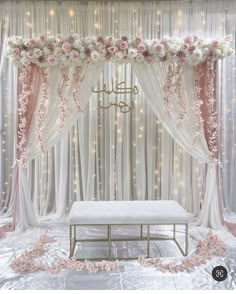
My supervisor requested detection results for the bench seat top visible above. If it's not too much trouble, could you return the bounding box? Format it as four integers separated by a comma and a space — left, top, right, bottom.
68, 200, 188, 225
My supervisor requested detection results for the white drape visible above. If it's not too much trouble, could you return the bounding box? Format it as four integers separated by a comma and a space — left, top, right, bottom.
133, 62, 223, 229
17, 62, 104, 227
26, 63, 104, 160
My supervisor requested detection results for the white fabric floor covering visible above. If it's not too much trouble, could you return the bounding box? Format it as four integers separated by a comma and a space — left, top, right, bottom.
0, 218, 235, 290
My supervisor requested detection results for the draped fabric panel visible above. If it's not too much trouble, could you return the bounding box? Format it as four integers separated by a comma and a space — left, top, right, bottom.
133, 62, 223, 229
25, 62, 205, 220
0, 0, 235, 229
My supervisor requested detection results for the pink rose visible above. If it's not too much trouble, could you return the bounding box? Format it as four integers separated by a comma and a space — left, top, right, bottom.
28, 39, 36, 47
27, 51, 34, 59
211, 40, 219, 48
97, 36, 104, 43
98, 49, 106, 56
12, 47, 21, 57
119, 41, 128, 50
96, 42, 103, 50
47, 42, 54, 50
47, 55, 57, 65
39, 35, 46, 43
38, 56, 45, 63
106, 36, 114, 43
188, 45, 196, 52
67, 35, 74, 43
121, 36, 128, 42
155, 43, 164, 52
108, 46, 117, 54
56, 34, 64, 42
53, 47, 62, 57
85, 48, 91, 56
137, 43, 146, 53
70, 50, 79, 61
33, 48, 42, 58
145, 55, 154, 64
62, 42, 71, 53
105, 52, 111, 60
135, 37, 142, 45
184, 35, 193, 44
207, 50, 214, 57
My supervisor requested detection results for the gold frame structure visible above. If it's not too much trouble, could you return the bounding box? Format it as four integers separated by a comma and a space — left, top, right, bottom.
69, 223, 188, 260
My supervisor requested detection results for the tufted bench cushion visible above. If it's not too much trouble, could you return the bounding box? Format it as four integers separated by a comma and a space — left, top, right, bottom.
68, 200, 188, 225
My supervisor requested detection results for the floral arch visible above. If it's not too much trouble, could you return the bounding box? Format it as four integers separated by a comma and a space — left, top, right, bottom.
2, 33, 234, 234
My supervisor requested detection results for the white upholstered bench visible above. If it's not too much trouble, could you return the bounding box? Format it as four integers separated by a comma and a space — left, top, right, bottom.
69, 200, 188, 260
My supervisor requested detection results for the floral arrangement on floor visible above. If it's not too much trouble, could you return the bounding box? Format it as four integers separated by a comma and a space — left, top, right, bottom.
5, 34, 234, 67
10, 231, 225, 274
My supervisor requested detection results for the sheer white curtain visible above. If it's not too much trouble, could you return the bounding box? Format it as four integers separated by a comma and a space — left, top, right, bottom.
0, 0, 235, 227
133, 62, 223, 228
18, 62, 104, 227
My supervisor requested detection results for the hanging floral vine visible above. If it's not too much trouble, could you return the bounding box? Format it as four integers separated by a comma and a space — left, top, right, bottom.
17, 64, 32, 167
175, 62, 187, 127
192, 64, 204, 145
57, 64, 69, 132
163, 64, 175, 116
72, 65, 85, 111
36, 67, 49, 152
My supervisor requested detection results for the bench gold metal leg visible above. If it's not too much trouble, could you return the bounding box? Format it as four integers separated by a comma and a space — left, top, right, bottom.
140, 225, 143, 239
185, 223, 188, 256
69, 225, 72, 258
108, 225, 112, 258
147, 225, 150, 257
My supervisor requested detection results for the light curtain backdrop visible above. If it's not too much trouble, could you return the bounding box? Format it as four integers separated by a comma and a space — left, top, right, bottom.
0, 0, 235, 220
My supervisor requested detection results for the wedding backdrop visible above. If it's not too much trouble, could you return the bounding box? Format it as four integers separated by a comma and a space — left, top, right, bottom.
0, 0, 236, 290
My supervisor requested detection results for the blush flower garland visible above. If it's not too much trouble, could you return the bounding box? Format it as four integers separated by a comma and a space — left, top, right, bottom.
5, 34, 234, 67
205, 60, 218, 164
36, 67, 49, 152
192, 64, 204, 145
72, 65, 85, 111
17, 64, 32, 167
138, 231, 226, 273
57, 64, 69, 133
10, 231, 225, 274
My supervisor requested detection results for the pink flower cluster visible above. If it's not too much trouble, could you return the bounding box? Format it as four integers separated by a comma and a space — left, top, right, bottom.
56, 64, 70, 133
10, 234, 119, 274
10, 231, 225, 275
192, 64, 204, 145
17, 64, 32, 167
72, 65, 84, 111
5, 34, 234, 67
36, 67, 49, 152
138, 231, 226, 273
205, 60, 218, 162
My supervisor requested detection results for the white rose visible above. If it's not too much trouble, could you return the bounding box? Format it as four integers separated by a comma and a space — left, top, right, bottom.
128, 48, 138, 59
91, 51, 100, 62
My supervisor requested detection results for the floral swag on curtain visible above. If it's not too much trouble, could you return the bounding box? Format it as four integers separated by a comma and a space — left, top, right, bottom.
3, 33, 234, 234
